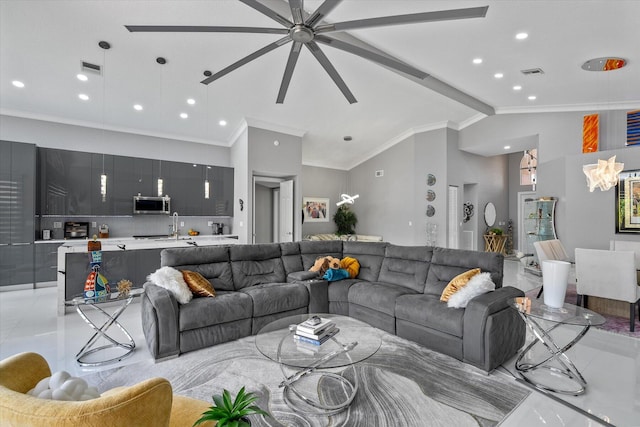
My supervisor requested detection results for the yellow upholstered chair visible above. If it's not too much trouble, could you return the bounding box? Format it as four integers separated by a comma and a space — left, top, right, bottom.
0, 352, 214, 427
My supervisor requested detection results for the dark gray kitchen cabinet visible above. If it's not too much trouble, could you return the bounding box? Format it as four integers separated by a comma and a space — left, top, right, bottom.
0, 141, 36, 287
39, 148, 91, 215
35, 242, 60, 283
163, 161, 202, 215
205, 167, 234, 216
113, 156, 153, 214
91, 153, 115, 216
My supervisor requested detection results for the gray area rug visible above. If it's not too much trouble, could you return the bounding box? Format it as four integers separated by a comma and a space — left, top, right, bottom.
84, 333, 529, 427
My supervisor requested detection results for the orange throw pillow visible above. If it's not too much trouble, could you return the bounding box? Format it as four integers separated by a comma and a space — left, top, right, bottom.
440, 268, 481, 302
181, 270, 216, 298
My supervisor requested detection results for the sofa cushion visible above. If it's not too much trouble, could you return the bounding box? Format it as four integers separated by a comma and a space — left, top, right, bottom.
299, 240, 343, 270
181, 270, 216, 298
395, 294, 465, 337
378, 244, 432, 293
161, 246, 234, 291
343, 241, 387, 282
424, 247, 504, 297
179, 291, 252, 331
348, 281, 418, 317
230, 244, 285, 290
280, 242, 303, 275
240, 282, 309, 317
447, 272, 495, 308
440, 268, 481, 302
328, 278, 361, 303
147, 267, 192, 304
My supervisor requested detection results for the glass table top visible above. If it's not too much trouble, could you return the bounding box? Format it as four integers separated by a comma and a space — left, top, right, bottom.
255, 314, 382, 369
509, 297, 605, 326
65, 288, 144, 306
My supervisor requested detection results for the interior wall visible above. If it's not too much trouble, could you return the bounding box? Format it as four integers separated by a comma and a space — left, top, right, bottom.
0, 115, 230, 166
231, 128, 249, 243
301, 165, 348, 236
246, 126, 302, 241
447, 129, 509, 251
461, 109, 640, 259
253, 184, 273, 243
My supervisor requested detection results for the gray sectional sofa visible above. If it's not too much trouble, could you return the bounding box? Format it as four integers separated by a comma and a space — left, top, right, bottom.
141, 240, 525, 372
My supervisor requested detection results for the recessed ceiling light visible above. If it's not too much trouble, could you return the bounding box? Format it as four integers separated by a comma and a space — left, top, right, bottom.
528, 95, 537, 101
513, 85, 522, 91
180, 113, 188, 119
133, 104, 143, 111
219, 120, 227, 126
504, 145, 511, 150
78, 94, 89, 101
187, 98, 196, 105
494, 73, 504, 79
12, 80, 25, 88
472, 58, 483, 65
516, 32, 528, 40
77, 74, 88, 82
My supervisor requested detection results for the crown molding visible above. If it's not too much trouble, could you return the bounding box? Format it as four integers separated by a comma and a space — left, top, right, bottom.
244, 117, 307, 137
496, 101, 640, 115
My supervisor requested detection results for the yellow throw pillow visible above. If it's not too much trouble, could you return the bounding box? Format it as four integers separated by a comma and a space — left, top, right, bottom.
440, 268, 481, 302
341, 257, 360, 278
181, 270, 216, 298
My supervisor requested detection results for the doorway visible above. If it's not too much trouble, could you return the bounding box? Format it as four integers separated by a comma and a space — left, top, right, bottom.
253, 176, 294, 243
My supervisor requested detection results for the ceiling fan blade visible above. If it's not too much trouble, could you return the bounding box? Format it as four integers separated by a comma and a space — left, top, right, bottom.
315, 6, 488, 34
289, 0, 304, 25
315, 35, 427, 79
201, 36, 291, 85
306, 0, 342, 27
239, 0, 292, 28
125, 25, 289, 35
305, 41, 356, 104
276, 42, 303, 103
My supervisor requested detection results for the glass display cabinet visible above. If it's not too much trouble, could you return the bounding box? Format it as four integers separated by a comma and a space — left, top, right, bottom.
523, 197, 557, 275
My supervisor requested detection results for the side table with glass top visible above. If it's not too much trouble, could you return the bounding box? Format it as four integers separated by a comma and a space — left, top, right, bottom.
509, 297, 605, 395
255, 313, 382, 415
65, 288, 144, 367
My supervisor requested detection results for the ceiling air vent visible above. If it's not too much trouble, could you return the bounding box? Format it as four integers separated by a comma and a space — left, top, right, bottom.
521, 68, 544, 76
81, 61, 102, 75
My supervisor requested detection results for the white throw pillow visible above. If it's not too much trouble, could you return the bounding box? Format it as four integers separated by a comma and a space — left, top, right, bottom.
28, 371, 100, 401
147, 266, 193, 304
447, 272, 495, 308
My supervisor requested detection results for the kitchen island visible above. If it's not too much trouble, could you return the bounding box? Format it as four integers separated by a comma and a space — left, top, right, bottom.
57, 235, 238, 315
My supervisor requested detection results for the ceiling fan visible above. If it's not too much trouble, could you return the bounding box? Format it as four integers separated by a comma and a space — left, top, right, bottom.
126, 0, 488, 104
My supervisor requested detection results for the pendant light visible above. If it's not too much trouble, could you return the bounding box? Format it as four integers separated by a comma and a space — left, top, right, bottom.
157, 57, 167, 197
204, 166, 211, 199
99, 41, 110, 201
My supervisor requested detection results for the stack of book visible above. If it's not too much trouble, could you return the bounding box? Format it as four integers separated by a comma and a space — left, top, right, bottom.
293, 317, 339, 346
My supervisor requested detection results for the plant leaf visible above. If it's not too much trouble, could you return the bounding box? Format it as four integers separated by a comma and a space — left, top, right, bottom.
222, 389, 234, 411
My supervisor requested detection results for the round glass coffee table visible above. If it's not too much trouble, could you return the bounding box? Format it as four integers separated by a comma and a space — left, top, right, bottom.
255, 314, 381, 415
509, 298, 605, 395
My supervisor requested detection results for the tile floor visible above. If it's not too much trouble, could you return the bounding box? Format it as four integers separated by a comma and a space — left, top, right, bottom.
1, 260, 638, 426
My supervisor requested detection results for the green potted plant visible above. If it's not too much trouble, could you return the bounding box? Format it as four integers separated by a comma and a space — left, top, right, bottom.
193, 387, 269, 427
333, 205, 357, 235
489, 227, 503, 235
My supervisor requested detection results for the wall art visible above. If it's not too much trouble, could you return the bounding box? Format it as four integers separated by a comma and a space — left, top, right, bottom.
303, 197, 329, 222
615, 169, 640, 233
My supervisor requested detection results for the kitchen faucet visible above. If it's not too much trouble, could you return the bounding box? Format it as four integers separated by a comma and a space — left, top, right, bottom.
171, 212, 179, 239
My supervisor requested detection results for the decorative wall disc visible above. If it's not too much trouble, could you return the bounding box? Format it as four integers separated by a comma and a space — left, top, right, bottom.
427, 174, 436, 186
426, 190, 436, 201
426, 205, 435, 217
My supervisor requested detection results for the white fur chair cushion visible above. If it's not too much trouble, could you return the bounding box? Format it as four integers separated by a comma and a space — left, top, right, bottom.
447, 272, 495, 308
147, 266, 193, 304
28, 371, 100, 401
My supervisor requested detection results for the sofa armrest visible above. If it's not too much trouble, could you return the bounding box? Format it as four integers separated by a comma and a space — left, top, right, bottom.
141, 283, 180, 361
462, 286, 525, 372
288, 271, 320, 282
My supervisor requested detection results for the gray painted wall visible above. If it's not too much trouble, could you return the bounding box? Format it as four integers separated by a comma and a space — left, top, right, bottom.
301, 165, 348, 236
231, 128, 249, 243
461, 110, 640, 259
0, 115, 230, 166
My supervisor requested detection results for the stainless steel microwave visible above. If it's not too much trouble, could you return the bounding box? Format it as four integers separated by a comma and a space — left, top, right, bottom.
133, 195, 171, 215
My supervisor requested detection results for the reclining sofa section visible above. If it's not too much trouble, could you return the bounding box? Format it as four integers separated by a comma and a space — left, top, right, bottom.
141, 241, 525, 372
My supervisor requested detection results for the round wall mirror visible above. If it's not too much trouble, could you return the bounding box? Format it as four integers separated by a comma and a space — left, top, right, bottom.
484, 202, 496, 227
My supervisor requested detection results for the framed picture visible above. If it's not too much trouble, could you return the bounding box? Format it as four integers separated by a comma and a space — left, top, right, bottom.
615, 169, 640, 233
303, 197, 330, 222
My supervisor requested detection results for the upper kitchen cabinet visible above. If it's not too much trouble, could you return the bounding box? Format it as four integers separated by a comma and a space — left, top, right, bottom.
38, 148, 91, 215
114, 156, 153, 214
162, 161, 203, 215
90, 153, 115, 216
211, 167, 234, 216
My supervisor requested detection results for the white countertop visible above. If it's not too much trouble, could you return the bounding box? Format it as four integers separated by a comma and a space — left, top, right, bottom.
55, 235, 238, 252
